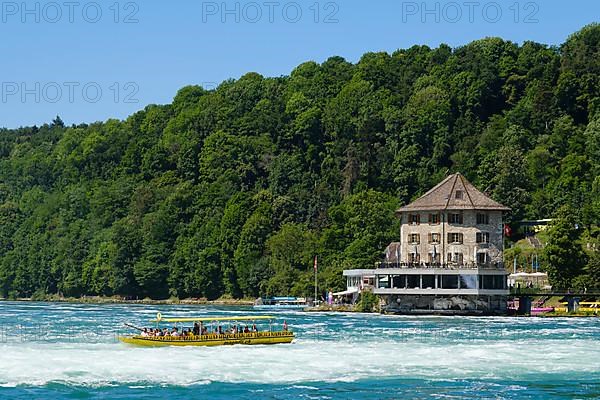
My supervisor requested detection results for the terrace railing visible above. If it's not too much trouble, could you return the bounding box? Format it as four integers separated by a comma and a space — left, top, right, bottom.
376, 261, 505, 270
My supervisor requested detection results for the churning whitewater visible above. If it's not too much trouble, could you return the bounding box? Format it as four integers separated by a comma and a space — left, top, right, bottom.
1, 302, 599, 399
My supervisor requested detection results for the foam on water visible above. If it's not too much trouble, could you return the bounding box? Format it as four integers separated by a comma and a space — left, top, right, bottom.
0, 302, 599, 390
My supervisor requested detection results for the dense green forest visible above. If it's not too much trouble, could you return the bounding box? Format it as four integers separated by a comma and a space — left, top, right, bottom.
1, 25, 599, 299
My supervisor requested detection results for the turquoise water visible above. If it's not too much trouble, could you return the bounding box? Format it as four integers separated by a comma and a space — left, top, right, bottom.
0, 302, 599, 399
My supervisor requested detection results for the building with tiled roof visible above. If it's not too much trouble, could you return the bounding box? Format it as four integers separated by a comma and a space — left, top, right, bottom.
343, 173, 511, 314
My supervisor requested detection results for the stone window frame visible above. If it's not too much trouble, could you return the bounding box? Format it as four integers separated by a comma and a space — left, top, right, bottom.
448, 212, 463, 224
476, 252, 488, 264
476, 213, 490, 225
447, 232, 464, 244
428, 232, 441, 244
476, 232, 490, 244
408, 213, 421, 225
428, 213, 440, 225
408, 233, 421, 244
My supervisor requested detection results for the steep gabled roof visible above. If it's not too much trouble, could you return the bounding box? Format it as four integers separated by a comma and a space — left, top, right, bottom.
396, 173, 510, 213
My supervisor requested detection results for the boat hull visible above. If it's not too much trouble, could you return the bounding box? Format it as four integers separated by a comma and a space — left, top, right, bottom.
118, 332, 294, 347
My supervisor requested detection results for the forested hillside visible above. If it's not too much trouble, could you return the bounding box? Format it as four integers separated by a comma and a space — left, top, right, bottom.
1, 25, 599, 299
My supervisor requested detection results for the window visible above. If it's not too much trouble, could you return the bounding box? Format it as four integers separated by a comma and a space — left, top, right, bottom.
454, 253, 464, 264
448, 213, 463, 224
441, 275, 459, 289
377, 275, 390, 289
428, 253, 440, 263
447, 253, 463, 265
428, 233, 441, 244
408, 253, 420, 263
480, 275, 506, 290
422, 275, 435, 289
459, 275, 477, 289
408, 234, 420, 244
455, 190, 463, 200
428, 213, 440, 224
447, 232, 463, 244
476, 232, 490, 243
477, 252, 488, 264
408, 214, 420, 225
392, 275, 406, 289
447, 252, 463, 264
476, 213, 489, 225
407, 275, 420, 288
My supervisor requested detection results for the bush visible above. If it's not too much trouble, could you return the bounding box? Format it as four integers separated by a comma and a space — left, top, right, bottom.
356, 290, 378, 313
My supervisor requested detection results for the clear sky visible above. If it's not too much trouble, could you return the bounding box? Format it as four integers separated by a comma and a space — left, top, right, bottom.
0, 0, 598, 128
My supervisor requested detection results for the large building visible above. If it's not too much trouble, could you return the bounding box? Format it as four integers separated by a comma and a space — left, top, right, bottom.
343, 173, 511, 314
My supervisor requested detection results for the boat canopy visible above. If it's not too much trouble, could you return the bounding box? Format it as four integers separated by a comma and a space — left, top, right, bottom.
150, 315, 276, 323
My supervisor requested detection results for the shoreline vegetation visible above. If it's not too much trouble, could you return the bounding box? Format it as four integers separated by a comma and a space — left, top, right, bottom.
0, 25, 599, 304
0, 295, 255, 306
2, 296, 596, 317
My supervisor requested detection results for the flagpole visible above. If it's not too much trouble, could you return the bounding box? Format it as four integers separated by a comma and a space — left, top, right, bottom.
314, 255, 318, 305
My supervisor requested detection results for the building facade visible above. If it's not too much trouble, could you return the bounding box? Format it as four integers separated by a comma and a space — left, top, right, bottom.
343, 173, 511, 314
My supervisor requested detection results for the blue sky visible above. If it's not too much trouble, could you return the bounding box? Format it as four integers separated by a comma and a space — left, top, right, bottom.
0, 0, 597, 128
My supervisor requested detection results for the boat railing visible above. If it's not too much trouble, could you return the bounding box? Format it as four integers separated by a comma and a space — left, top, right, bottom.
136, 330, 293, 341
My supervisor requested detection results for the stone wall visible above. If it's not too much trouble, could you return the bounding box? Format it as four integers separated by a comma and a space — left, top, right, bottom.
382, 294, 508, 314
399, 210, 504, 266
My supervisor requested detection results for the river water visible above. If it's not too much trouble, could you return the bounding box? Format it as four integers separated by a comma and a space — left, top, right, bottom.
0, 301, 598, 399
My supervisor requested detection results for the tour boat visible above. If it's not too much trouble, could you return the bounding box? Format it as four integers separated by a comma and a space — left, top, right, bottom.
253, 297, 308, 310
119, 314, 294, 347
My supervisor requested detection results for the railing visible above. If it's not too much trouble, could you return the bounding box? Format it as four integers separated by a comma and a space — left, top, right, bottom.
134, 331, 293, 342
376, 262, 505, 270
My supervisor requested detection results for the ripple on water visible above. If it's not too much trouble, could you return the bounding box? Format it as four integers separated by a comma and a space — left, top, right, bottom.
0, 301, 599, 399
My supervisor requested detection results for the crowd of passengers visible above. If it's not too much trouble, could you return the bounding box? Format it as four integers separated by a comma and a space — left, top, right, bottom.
139, 323, 260, 338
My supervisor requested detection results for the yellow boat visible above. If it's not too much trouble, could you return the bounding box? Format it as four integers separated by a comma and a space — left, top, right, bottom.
118, 314, 294, 347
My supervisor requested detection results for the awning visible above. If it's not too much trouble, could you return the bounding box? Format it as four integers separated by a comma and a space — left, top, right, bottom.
333, 287, 359, 296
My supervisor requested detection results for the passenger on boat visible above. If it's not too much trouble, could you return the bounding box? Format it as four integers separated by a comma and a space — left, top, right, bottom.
193, 323, 200, 336
162, 328, 170, 336
244, 326, 250, 333
283, 321, 288, 331
141, 328, 149, 337
171, 327, 180, 337
252, 324, 258, 332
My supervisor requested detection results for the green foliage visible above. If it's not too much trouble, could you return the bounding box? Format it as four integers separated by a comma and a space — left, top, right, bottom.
0, 25, 599, 298
356, 289, 378, 313
543, 207, 587, 290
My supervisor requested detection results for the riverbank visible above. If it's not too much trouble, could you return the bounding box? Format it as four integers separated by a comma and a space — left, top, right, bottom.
0, 295, 255, 306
